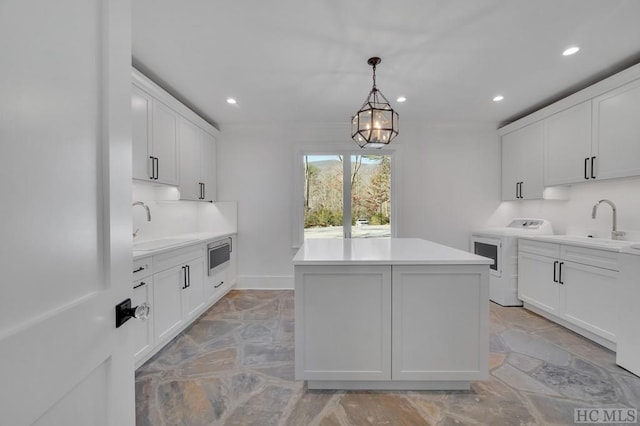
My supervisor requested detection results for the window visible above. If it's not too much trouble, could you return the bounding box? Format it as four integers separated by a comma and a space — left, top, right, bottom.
299, 151, 394, 241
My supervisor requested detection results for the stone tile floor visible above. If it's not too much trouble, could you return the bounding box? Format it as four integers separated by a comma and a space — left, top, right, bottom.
136, 290, 640, 425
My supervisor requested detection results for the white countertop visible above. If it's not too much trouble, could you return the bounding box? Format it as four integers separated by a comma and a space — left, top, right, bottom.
620, 244, 640, 256
519, 234, 638, 252
293, 238, 493, 266
133, 231, 235, 260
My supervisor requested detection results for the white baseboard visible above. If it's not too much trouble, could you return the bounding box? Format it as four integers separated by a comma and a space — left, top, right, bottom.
236, 275, 294, 289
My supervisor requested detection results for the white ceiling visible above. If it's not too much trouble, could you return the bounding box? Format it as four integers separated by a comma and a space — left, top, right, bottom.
132, 0, 640, 129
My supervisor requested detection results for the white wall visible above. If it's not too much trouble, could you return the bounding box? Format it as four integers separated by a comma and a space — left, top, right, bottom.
510, 176, 640, 240
217, 122, 504, 289
132, 182, 237, 241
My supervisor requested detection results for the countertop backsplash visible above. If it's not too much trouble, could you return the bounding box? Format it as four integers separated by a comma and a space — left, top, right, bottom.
132, 181, 237, 242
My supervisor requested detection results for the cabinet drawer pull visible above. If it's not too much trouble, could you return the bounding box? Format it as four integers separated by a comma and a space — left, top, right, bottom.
553, 261, 558, 283
214, 281, 224, 289
149, 156, 155, 180
558, 262, 564, 284
133, 266, 145, 274
591, 156, 596, 179
181, 266, 188, 289
584, 157, 589, 180
133, 281, 147, 289
186, 264, 191, 288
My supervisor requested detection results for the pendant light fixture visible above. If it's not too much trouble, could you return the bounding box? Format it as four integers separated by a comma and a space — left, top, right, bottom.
351, 57, 399, 148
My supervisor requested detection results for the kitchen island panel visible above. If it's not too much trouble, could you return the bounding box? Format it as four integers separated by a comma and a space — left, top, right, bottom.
392, 265, 489, 381
294, 265, 392, 381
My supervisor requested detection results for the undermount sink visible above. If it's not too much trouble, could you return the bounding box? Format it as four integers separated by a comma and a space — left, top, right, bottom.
133, 238, 199, 251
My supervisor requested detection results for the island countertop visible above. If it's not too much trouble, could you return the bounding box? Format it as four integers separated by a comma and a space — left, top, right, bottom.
293, 238, 493, 266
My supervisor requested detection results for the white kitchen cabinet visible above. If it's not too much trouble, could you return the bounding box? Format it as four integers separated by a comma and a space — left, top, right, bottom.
182, 256, 206, 319
517, 251, 560, 315
391, 266, 488, 381
518, 239, 618, 348
152, 245, 205, 344
616, 250, 640, 376
592, 78, 640, 181
561, 261, 617, 343
178, 118, 217, 202
201, 130, 217, 202
205, 263, 230, 303
294, 256, 488, 389
132, 278, 154, 364
501, 121, 544, 200
152, 266, 185, 343
295, 265, 392, 381
134, 237, 236, 368
544, 101, 592, 186
132, 86, 153, 182
150, 100, 180, 185
131, 84, 180, 185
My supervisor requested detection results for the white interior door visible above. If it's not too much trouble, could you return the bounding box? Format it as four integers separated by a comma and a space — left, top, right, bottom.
0, 1, 134, 425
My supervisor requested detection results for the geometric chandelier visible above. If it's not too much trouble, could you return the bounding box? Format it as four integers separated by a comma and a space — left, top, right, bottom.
351, 57, 399, 148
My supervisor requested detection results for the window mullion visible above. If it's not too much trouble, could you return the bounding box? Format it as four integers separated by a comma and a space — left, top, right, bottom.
343, 154, 352, 239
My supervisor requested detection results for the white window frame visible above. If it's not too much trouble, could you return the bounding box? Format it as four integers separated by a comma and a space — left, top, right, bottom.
292, 143, 401, 248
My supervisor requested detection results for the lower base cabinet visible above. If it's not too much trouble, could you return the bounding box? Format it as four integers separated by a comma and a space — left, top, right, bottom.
205, 262, 232, 303
392, 266, 487, 381
294, 264, 489, 388
132, 277, 154, 362
133, 235, 237, 368
518, 239, 618, 348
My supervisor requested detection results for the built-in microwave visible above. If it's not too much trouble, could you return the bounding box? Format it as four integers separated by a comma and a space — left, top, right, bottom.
208, 237, 231, 276
470, 235, 501, 277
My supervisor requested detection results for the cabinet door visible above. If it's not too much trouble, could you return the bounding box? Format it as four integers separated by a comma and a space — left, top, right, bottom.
501, 122, 543, 200
183, 257, 206, 319
201, 131, 217, 202
131, 86, 153, 181
544, 101, 592, 186
151, 100, 179, 185
153, 266, 184, 343
132, 278, 154, 364
501, 131, 521, 201
294, 265, 391, 381
392, 265, 488, 381
561, 261, 617, 343
593, 79, 640, 181
205, 263, 230, 303
517, 251, 560, 314
178, 118, 202, 200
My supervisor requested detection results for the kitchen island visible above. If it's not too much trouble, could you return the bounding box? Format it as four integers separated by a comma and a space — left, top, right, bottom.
293, 238, 492, 390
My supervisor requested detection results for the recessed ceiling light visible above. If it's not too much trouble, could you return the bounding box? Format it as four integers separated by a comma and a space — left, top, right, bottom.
562, 46, 580, 56
396, 96, 407, 103
226, 98, 237, 104
493, 95, 504, 102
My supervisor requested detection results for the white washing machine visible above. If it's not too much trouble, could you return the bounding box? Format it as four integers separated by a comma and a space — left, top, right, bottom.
470, 218, 553, 306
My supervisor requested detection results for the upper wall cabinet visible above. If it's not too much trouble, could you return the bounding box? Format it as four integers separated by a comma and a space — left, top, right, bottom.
179, 118, 217, 202
544, 101, 592, 186
501, 121, 544, 201
592, 78, 640, 181
131, 69, 220, 196
501, 63, 640, 190
131, 87, 179, 185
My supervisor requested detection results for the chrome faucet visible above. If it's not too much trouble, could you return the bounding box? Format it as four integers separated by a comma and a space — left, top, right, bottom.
132, 201, 151, 238
591, 199, 625, 240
